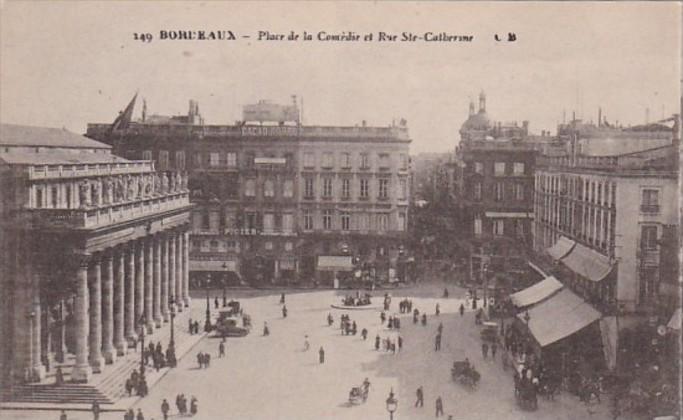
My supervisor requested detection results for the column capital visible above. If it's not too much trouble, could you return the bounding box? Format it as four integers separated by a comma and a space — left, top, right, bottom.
69, 252, 92, 269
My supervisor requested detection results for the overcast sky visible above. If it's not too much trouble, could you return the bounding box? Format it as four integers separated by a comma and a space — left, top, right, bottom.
1, 1, 680, 153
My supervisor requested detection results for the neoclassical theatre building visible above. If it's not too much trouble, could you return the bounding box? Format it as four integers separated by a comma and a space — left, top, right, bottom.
0, 124, 192, 388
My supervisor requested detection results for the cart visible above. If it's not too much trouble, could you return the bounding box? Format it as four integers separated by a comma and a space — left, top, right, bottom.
451, 360, 480, 389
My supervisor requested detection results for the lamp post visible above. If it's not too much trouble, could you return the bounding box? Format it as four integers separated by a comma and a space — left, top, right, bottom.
168, 297, 177, 368
482, 262, 489, 308
385, 388, 398, 420
222, 262, 228, 307
26, 311, 35, 383
204, 274, 212, 332
138, 315, 146, 376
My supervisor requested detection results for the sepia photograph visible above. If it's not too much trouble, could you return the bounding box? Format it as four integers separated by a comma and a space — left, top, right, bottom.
0, 1, 681, 419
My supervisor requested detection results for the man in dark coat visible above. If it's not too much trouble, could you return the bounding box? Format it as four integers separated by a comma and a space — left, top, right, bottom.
435, 333, 442, 351
435, 396, 444, 417
375, 335, 380, 350
319, 346, 325, 364
415, 386, 424, 407
161, 399, 170, 420
459, 303, 465, 317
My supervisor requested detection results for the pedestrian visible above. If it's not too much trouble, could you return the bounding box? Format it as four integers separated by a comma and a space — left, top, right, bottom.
443, 288, 449, 298
437, 322, 443, 334
304, 335, 310, 351
190, 396, 198, 416
391, 342, 396, 354
435, 333, 441, 351
136, 408, 145, 420
361, 328, 368, 340
421, 313, 427, 326
482, 342, 489, 359
205, 353, 211, 368
125, 409, 135, 420
351, 321, 357, 335
280, 293, 285, 304
125, 378, 133, 396
415, 386, 424, 407
459, 303, 465, 317
436, 396, 444, 417
327, 313, 333, 326
214, 297, 219, 309
219, 340, 226, 358
413, 311, 418, 324
375, 334, 380, 351
263, 322, 270, 336
282, 305, 288, 318
395, 318, 401, 329
197, 351, 203, 368
60, 410, 68, 420
380, 311, 386, 324
319, 346, 325, 364
398, 335, 403, 351
193, 320, 199, 334
56, 366, 64, 386
92, 400, 101, 420
189, 317, 193, 334
491, 342, 497, 359
436, 303, 440, 316
161, 399, 170, 420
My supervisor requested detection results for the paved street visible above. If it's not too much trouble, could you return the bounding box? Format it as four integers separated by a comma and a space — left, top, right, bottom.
4, 284, 615, 420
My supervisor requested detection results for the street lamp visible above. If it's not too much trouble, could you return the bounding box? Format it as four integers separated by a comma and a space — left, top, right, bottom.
385, 388, 398, 420
138, 315, 146, 376
482, 263, 489, 308
222, 262, 228, 307
168, 297, 177, 368
26, 311, 35, 383
204, 274, 212, 332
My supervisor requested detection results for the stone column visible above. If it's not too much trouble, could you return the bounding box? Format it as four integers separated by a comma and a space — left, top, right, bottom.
144, 239, 154, 333
30, 294, 46, 381
153, 237, 162, 327
88, 258, 104, 372
169, 234, 176, 309
135, 241, 144, 331
175, 233, 183, 310
101, 253, 116, 364
71, 259, 92, 382
55, 300, 67, 363
114, 249, 126, 356
183, 230, 191, 307
160, 235, 169, 323
125, 245, 136, 344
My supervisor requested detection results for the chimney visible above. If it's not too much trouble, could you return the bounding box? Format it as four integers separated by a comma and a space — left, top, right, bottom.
598, 107, 602, 127
478, 91, 486, 113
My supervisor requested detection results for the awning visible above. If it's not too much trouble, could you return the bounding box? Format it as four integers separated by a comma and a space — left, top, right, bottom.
668, 308, 681, 330
560, 243, 613, 282
510, 276, 563, 308
189, 260, 237, 272
517, 288, 602, 347
317, 256, 353, 271
546, 236, 575, 260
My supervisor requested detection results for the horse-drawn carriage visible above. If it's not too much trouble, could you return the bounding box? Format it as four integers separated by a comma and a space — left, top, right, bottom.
451, 360, 480, 389
514, 377, 538, 411
214, 302, 251, 337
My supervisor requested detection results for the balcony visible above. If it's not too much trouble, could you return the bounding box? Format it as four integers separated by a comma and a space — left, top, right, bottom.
27, 191, 190, 230
28, 161, 154, 180
640, 204, 660, 214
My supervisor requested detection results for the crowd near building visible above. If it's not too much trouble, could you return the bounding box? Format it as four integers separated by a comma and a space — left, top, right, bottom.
86, 97, 412, 290
0, 124, 193, 390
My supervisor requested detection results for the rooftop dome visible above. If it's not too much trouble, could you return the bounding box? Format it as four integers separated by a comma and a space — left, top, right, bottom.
460, 111, 490, 131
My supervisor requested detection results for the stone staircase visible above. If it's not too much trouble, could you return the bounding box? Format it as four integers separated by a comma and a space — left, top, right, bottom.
1, 307, 205, 406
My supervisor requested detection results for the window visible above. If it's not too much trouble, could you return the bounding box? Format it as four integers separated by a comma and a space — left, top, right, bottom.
158, 150, 169, 170
245, 152, 255, 168
322, 210, 333, 230
341, 212, 350, 231
245, 179, 256, 197
360, 153, 369, 169
494, 182, 504, 201
398, 212, 406, 231
303, 209, 314, 230
193, 152, 202, 167
284, 241, 293, 251
400, 154, 408, 170
192, 240, 201, 251
210, 211, 220, 231
513, 162, 525, 175
641, 189, 660, 213
264, 180, 275, 197
399, 178, 407, 200
378, 178, 389, 199
282, 214, 293, 232
202, 212, 210, 230
473, 162, 483, 174
341, 179, 351, 199
226, 241, 236, 249
378, 153, 390, 169
210, 240, 219, 251
224, 212, 236, 230
283, 180, 294, 198
514, 183, 524, 201
493, 219, 504, 236
263, 213, 274, 232
494, 162, 506, 176
322, 152, 334, 169
474, 217, 482, 236
377, 214, 389, 231
175, 151, 186, 170
303, 152, 314, 168
322, 178, 333, 197
209, 152, 220, 167
226, 152, 237, 167
359, 179, 369, 199
50, 186, 58, 208
473, 182, 482, 200
641, 226, 658, 249
265, 241, 273, 251
65, 185, 71, 208
304, 178, 315, 198
341, 153, 351, 169
142, 150, 152, 161
358, 213, 369, 231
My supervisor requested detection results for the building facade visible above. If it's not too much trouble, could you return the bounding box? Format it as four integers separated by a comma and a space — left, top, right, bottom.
86, 99, 412, 287
0, 124, 192, 387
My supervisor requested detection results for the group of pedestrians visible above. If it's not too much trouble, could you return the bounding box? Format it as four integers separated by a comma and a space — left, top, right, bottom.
122, 408, 145, 420
340, 314, 358, 335
481, 341, 498, 360
374, 333, 403, 354
196, 351, 211, 368
415, 387, 449, 418
188, 318, 200, 335
124, 369, 148, 397
398, 298, 413, 313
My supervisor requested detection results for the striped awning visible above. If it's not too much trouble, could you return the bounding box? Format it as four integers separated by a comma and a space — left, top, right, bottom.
510, 276, 563, 308
560, 243, 613, 282
317, 256, 353, 271
546, 236, 576, 260
518, 288, 602, 347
